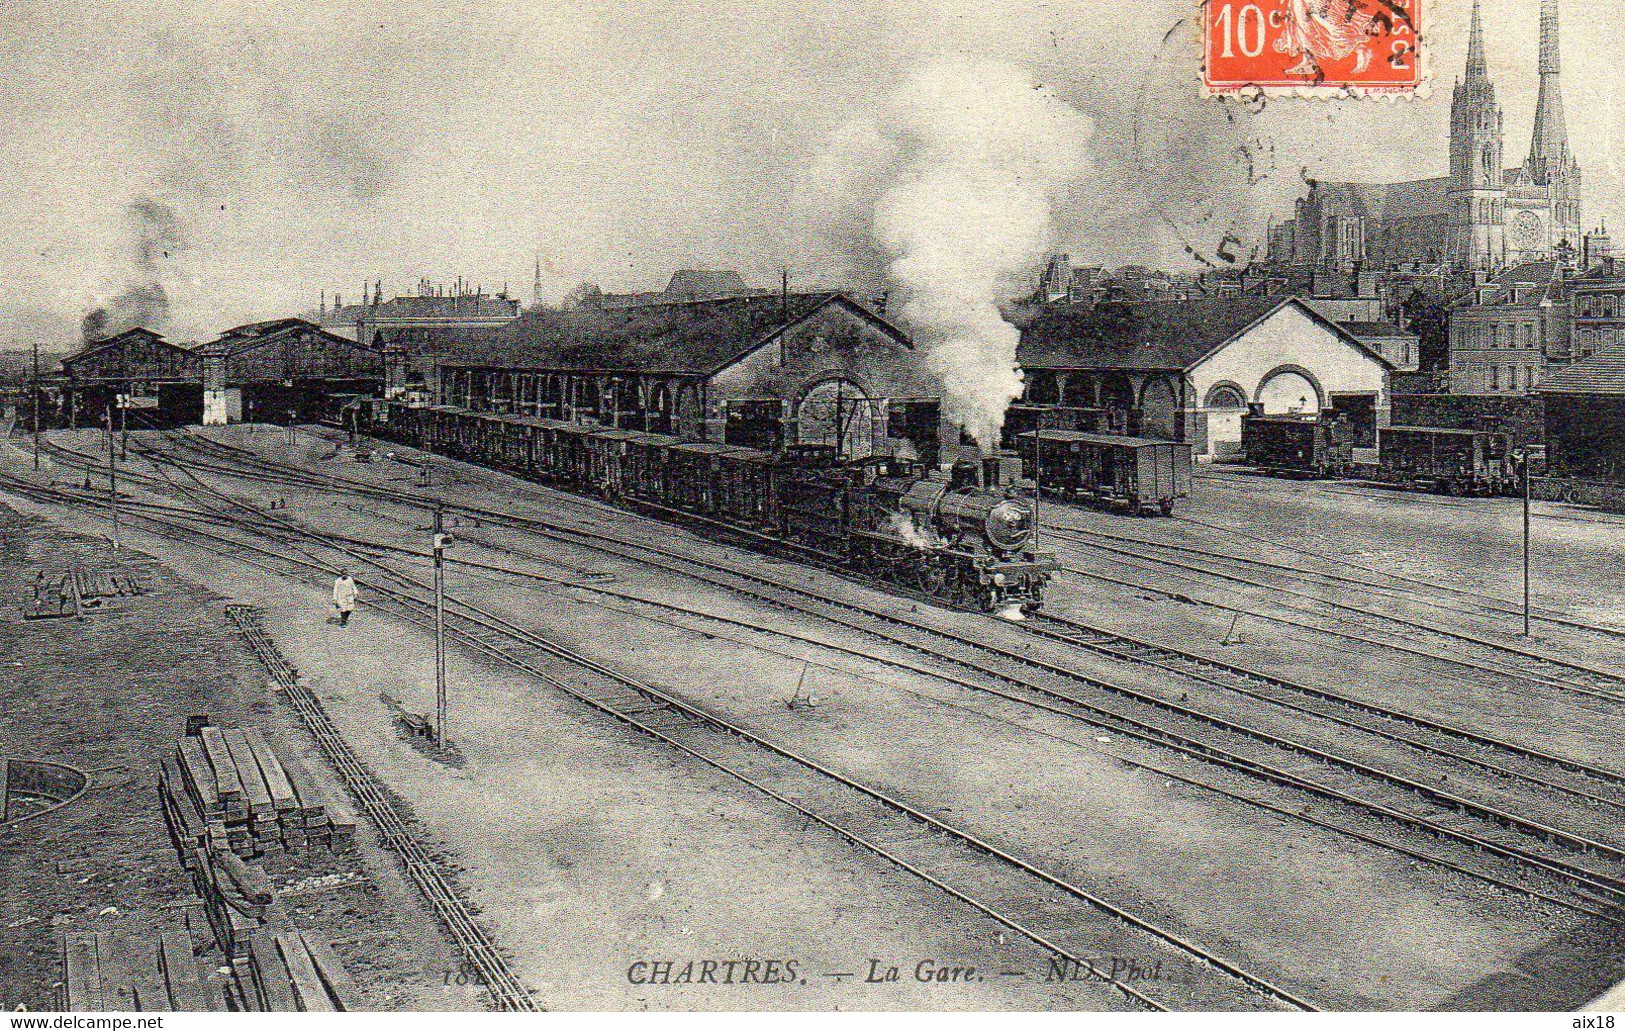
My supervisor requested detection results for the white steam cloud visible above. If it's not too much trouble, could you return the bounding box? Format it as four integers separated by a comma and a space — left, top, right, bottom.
803, 56, 1093, 448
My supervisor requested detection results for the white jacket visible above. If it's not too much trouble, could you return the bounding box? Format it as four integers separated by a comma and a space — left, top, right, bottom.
333, 577, 358, 610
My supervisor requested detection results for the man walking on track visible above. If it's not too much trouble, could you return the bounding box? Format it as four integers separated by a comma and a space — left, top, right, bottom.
333, 570, 358, 626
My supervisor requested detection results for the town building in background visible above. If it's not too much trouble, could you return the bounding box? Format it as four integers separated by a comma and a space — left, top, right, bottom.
314, 279, 520, 349
1266, 0, 1579, 273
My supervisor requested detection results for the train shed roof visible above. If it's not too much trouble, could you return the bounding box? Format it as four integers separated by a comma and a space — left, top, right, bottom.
405, 292, 909, 376
1018, 297, 1393, 372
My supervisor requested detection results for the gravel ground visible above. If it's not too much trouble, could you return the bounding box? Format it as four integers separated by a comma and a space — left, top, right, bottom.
1, 433, 1120, 1011
0, 503, 483, 1011
10, 426, 1620, 1008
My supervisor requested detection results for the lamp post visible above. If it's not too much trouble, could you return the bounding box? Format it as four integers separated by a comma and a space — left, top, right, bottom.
1030, 408, 1048, 556
105, 398, 119, 552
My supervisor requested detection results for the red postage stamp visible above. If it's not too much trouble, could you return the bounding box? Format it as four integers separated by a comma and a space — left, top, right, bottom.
1203, 0, 1423, 96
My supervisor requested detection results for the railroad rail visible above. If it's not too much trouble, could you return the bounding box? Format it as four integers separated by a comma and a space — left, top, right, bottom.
1042, 523, 1625, 703
228, 607, 541, 1012
57, 433, 1625, 915
1170, 513, 1625, 642
1022, 611, 1625, 808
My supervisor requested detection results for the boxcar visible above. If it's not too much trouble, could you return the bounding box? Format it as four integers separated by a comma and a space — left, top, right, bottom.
1240, 412, 1356, 478
1017, 431, 1193, 516
1377, 425, 1519, 495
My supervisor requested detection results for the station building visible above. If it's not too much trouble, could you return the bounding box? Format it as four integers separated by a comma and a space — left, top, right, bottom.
379, 291, 951, 463
1535, 347, 1625, 505
1016, 297, 1397, 461
52, 319, 383, 428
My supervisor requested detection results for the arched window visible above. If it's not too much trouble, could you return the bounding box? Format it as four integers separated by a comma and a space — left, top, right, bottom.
1204, 383, 1248, 410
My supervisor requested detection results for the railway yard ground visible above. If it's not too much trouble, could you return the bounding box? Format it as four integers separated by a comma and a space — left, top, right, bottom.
4, 423, 1625, 1010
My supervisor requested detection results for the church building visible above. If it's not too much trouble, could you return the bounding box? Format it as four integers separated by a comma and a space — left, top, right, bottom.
1267, 0, 1580, 273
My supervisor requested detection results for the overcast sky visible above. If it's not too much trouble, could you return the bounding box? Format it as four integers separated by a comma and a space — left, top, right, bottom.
1, 0, 1618, 345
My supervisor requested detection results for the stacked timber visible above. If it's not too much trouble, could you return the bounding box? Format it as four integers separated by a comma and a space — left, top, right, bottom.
163, 722, 354, 858
60, 927, 359, 1012
188, 845, 279, 961
238, 930, 361, 1012
59, 929, 227, 1012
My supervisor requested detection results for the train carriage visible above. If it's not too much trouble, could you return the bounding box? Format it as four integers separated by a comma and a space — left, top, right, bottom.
1240, 411, 1356, 479
1377, 425, 1519, 496
1017, 431, 1192, 516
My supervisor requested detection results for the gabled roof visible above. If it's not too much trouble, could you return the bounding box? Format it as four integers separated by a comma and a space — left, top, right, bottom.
62, 327, 193, 368
1539, 347, 1625, 396
1451, 260, 1569, 308
200, 318, 379, 356
422, 292, 909, 375
1018, 297, 1395, 372
663, 270, 757, 298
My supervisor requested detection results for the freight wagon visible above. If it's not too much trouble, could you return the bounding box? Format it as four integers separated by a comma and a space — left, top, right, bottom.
1016, 430, 1193, 516
1375, 424, 1522, 496
373, 404, 1056, 615
1240, 411, 1357, 479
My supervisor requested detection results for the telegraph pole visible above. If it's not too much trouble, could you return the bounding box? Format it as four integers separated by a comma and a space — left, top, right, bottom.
1030, 409, 1047, 556
432, 506, 451, 748
30, 335, 40, 471
1522, 451, 1531, 637
106, 399, 119, 552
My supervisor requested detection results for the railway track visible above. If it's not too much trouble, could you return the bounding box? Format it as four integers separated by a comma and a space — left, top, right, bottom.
1169, 513, 1625, 642
228, 607, 541, 1012
1022, 610, 1625, 803
0, 454, 1313, 1012
1042, 524, 1625, 708
55, 431, 1625, 918
1193, 467, 1625, 530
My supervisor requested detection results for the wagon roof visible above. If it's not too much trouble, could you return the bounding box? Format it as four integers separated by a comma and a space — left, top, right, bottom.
1384, 424, 1480, 435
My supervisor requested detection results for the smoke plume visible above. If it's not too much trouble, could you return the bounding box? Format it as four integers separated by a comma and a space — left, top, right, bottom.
82, 197, 188, 343
803, 56, 1093, 448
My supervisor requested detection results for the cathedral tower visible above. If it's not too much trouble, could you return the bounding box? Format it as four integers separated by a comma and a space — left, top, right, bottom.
1446, 1, 1506, 269
1523, 0, 1581, 252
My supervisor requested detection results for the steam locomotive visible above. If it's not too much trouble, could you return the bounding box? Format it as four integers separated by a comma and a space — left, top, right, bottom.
370, 403, 1056, 616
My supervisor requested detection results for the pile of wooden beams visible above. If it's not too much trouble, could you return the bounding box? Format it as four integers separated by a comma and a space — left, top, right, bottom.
60, 929, 227, 1012
186, 844, 280, 962
60, 926, 359, 1012
239, 929, 361, 1012
162, 723, 355, 858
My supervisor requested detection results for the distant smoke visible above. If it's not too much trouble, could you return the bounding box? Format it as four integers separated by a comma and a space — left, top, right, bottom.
802, 56, 1093, 447
82, 197, 188, 343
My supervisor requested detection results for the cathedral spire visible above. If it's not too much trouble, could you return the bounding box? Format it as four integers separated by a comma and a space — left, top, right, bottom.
1527, 0, 1570, 183
1464, 0, 1488, 81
